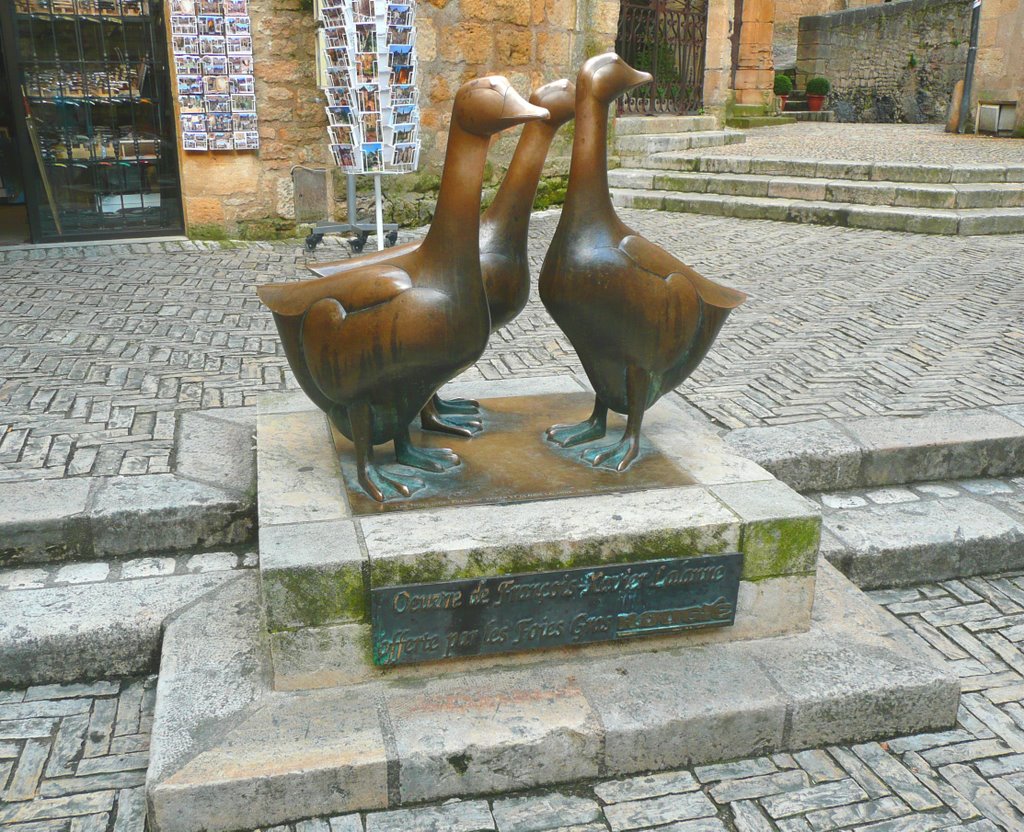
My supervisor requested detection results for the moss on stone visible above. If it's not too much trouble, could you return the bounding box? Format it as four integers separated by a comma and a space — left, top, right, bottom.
189, 223, 229, 241
265, 565, 366, 632
741, 516, 821, 581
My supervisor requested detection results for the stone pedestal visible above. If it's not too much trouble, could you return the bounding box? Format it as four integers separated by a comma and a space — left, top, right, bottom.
256, 374, 820, 689
144, 374, 960, 832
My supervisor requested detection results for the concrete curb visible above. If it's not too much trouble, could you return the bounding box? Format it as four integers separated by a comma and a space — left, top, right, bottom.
0, 409, 257, 567
724, 405, 1024, 493
145, 562, 959, 832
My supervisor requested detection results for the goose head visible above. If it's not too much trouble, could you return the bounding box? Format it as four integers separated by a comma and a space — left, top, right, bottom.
531, 79, 577, 129
454, 76, 550, 137
577, 52, 653, 104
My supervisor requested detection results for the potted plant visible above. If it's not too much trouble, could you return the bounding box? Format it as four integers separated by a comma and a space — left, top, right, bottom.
774, 73, 793, 112
806, 76, 830, 112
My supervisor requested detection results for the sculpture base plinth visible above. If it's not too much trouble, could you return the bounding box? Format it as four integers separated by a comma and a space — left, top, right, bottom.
255, 375, 821, 689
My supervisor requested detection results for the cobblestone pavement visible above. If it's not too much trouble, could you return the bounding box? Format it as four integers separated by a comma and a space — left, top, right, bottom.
3, 209, 1023, 483
688, 123, 1024, 166
12, 571, 1024, 830
0, 676, 154, 830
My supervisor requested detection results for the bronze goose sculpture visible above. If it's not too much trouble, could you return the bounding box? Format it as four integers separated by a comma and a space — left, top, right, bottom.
539, 53, 747, 472
308, 79, 577, 436
257, 77, 549, 501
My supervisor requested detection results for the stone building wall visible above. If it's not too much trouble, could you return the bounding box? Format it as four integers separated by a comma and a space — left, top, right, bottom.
973, 0, 1024, 134
797, 0, 971, 123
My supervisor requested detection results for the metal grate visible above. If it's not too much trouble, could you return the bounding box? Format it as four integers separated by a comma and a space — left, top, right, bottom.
615, 0, 709, 116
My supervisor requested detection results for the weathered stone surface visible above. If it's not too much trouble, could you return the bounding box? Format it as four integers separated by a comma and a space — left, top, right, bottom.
725, 420, 863, 492
491, 793, 601, 832
90, 475, 252, 557
0, 571, 236, 688
367, 800, 493, 832
0, 478, 93, 565
824, 497, 1024, 589
603, 791, 717, 831
845, 410, 1024, 486
594, 771, 700, 804
175, 410, 255, 494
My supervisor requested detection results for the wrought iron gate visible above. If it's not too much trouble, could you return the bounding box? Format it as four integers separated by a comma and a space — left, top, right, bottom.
615, 0, 708, 115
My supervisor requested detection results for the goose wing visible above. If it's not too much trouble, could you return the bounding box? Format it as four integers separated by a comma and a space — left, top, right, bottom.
257, 265, 412, 317
619, 235, 747, 309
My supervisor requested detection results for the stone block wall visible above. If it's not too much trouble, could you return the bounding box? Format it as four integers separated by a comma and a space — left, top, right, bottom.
974, 0, 1024, 134
796, 0, 971, 123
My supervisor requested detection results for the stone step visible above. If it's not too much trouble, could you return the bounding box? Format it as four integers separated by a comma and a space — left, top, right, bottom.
0, 409, 256, 567
816, 481, 1024, 590
637, 153, 1024, 184
613, 114, 718, 135
607, 169, 1024, 210
609, 187, 1024, 235
725, 115, 798, 129
146, 564, 958, 832
0, 553, 255, 687
613, 129, 745, 156
791, 110, 836, 122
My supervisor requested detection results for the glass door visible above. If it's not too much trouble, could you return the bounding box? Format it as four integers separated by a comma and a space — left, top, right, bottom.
1, 0, 184, 242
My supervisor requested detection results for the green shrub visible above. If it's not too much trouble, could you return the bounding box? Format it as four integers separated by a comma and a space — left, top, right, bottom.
806, 76, 831, 96
774, 74, 793, 95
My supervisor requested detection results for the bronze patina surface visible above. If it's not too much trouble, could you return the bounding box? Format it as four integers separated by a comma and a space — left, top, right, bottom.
307, 80, 578, 438
539, 53, 748, 473
256, 78, 549, 503
333, 391, 694, 515
371, 552, 743, 666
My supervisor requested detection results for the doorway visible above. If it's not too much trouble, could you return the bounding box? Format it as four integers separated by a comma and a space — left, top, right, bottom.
615, 0, 710, 115
0, 0, 184, 245
0, 31, 30, 246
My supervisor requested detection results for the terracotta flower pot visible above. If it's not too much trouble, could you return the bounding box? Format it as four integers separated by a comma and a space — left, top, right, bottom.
778, 95, 788, 112
807, 94, 826, 112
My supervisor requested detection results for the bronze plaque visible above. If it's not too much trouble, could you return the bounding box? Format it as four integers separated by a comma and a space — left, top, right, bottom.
371, 553, 743, 666
333, 392, 694, 515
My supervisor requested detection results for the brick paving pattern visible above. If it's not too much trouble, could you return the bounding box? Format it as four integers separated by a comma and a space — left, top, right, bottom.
10, 569, 1024, 829
2, 210, 1023, 483
685, 122, 1024, 165
0, 676, 154, 831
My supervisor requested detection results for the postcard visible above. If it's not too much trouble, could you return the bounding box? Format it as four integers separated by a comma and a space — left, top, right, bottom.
198, 14, 223, 35
232, 112, 258, 131
176, 74, 204, 95
175, 55, 201, 75
229, 74, 254, 94
204, 93, 232, 113
331, 145, 356, 168
172, 35, 200, 55
227, 35, 252, 54
210, 132, 234, 150
356, 84, 380, 112
178, 93, 205, 113
171, 15, 197, 35
207, 112, 234, 132
198, 0, 221, 13
203, 74, 230, 94
231, 93, 256, 112
326, 105, 354, 125
171, 0, 197, 13
329, 124, 354, 145
225, 16, 250, 35
223, 0, 247, 12
362, 143, 383, 172
228, 55, 253, 74
182, 131, 208, 151
200, 35, 226, 54
201, 54, 228, 74
233, 130, 260, 149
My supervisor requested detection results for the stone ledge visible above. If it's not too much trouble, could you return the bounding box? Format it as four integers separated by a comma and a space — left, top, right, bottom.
145, 561, 959, 832
725, 407, 1024, 493
0, 409, 256, 567
0, 570, 241, 687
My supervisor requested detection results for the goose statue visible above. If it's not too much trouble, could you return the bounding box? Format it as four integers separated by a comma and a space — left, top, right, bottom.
539, 53, 747, 472
308, 79, 577, 436
257, 77, 549, 502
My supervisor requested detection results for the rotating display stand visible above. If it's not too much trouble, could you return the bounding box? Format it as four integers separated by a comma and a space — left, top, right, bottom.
308, 0, 419, 253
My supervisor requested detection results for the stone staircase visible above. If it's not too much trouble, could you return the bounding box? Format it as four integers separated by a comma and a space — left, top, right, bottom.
783, 90, 836, 122
612, 114, 745, 164
609, 154, 1024, 235
725, 103, 796, 129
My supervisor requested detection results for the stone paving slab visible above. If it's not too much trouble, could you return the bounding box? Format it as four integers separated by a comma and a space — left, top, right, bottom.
144, 560, 957, 831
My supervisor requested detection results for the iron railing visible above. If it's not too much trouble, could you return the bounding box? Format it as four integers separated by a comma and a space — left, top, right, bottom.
615, 0, 708, 115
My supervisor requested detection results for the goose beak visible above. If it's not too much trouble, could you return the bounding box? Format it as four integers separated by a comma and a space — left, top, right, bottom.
625, 67, 654, 90
500, 88, 551, 126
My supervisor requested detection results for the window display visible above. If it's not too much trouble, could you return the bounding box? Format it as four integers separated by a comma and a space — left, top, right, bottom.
5, 0, 184, 240
170, 0, 258, 151
317, 0, 420, 174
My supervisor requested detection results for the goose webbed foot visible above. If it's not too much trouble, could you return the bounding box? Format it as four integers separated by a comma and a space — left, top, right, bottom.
395, 430, 462, 473
546, 399, 608, 447
360, 465, 425, 503
434, 395, 480, 416
582, 433, 640, 472
420, 398, 483, 437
